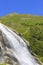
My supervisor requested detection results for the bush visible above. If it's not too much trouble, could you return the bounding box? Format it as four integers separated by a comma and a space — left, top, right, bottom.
29, 25, 43, 56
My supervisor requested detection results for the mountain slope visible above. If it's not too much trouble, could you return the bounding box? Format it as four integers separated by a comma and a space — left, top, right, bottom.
0, 13, 43, 63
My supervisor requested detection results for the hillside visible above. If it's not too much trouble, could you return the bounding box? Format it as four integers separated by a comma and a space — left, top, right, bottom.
0, 13, 43, 63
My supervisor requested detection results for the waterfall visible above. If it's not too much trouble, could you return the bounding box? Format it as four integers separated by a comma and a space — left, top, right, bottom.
0, 23, 41, 65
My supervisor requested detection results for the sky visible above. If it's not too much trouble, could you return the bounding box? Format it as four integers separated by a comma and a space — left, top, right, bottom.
0, 0, 43, 16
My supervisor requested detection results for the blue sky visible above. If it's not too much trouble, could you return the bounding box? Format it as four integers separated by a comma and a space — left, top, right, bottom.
0, 0, 43, 16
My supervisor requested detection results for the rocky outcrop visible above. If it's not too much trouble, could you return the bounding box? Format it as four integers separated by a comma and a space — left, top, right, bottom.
0, 30, 19, 65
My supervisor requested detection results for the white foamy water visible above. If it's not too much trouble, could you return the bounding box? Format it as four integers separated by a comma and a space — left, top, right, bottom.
0, 23, 40, 65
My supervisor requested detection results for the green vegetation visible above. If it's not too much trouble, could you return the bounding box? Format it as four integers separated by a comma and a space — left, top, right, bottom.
0, 62, 7, 65
0, 13, 43, 63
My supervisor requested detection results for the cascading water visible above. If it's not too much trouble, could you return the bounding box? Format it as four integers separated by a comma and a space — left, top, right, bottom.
0, 23, 41, 65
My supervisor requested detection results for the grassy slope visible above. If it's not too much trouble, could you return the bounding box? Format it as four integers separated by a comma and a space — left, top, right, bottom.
0, 13, 43, 63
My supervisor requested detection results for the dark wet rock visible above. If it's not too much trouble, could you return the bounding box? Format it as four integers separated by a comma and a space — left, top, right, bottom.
0, 42, 4, 62
0, 30, 19, 65
4, 53, 18, 62
4, 56, 18, 65
2, 33, 12, 49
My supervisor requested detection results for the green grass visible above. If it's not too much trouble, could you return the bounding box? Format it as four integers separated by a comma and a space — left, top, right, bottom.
0, 62, 8, 65
0, 13, 43, 63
